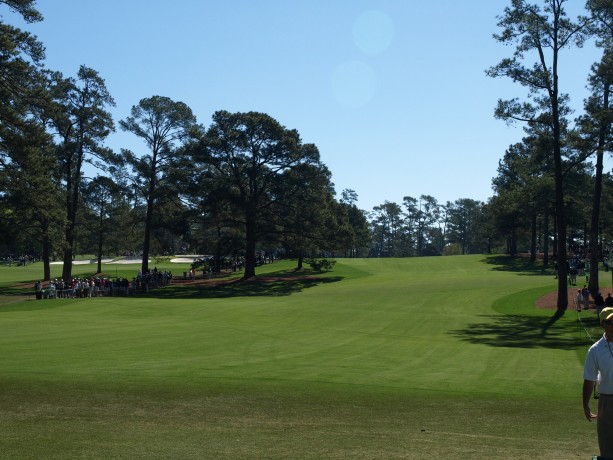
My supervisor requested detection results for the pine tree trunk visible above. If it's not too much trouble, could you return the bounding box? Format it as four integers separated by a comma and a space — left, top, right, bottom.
589, 83, 609, 294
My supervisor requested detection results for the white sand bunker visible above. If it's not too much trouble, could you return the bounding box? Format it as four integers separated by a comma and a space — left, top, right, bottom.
169, 255, 208, 263
75, 258, 115, 265
51, 258, 115, 265
107, 257, 149, 264
50, 255, 203, 265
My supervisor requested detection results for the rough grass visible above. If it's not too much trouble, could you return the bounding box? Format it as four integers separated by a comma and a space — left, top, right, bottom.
0, 380, 594, 459
0, 255, 600, 458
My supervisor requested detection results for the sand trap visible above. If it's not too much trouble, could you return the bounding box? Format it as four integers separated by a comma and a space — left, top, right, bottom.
107, 257, 149, 264
49, 255, 204, 265
169, 255, 208, 263
172, 255, 207, 259
75, 258, 115, 265
51, 258, 115, 265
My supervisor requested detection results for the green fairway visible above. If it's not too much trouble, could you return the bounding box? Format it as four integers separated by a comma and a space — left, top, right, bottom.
0, 255, 601, 458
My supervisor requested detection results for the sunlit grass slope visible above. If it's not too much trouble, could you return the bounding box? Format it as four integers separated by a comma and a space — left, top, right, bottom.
0, 255, 598, 458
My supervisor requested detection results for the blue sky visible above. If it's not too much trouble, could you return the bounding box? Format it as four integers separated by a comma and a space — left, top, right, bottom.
17, 1, 605, 211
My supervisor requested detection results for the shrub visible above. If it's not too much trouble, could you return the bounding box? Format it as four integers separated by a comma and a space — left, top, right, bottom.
306, 258, 336, 272
191, 259, 210, 272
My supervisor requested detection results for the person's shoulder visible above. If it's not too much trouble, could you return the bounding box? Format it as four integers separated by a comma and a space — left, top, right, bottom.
596, 335, 610, 348
588, 336, 606, 352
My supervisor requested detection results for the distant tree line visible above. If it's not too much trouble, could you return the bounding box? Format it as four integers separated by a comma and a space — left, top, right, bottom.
367, 196, 488, 257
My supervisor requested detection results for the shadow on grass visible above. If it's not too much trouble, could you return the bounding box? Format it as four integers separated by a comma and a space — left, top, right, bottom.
0, 284, 34, 296
451, 310, 582, 350
0, 269, 344, 308
482, 255, 551, 276
0, 283, 38, 311
141, 274, 344, 299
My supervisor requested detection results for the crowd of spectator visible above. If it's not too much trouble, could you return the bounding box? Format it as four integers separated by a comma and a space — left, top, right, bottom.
3, 255, 40, 266
34, 267, 173, 300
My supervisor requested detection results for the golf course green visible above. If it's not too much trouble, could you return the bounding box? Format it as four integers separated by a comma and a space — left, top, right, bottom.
0, 255, 600, 458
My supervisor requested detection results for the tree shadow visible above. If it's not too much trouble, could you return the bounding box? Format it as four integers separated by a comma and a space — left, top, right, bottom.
482, 255, 551, 276
450, 310, 581, 350
141, 275, 344, 299
0, 299, 69, 313
0, 284, 34, 296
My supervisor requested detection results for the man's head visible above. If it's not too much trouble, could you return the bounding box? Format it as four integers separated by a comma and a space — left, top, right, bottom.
600, 307, 613, 326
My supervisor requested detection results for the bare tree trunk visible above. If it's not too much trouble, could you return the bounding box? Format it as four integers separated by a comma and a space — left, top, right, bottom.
142, 199, 153, 274
243, 208, 257, 279
543, 211, 549, 267
530, 210, 537, 262
42, 221, 51, 282
297, 248, 304, 270
589, 83, 609, 295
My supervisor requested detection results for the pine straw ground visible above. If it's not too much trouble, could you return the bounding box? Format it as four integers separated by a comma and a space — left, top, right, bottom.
535, 285, 613, 310
169, 270, 322, 287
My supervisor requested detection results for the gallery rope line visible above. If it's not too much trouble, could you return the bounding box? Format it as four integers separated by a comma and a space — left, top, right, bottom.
577, 308, 600, 400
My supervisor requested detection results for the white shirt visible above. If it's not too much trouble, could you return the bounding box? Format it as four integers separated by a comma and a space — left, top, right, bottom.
584, 334, 613, 394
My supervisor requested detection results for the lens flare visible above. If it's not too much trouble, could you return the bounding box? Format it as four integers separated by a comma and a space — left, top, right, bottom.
352, 11, 394, 55
331, 60, 377, 108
